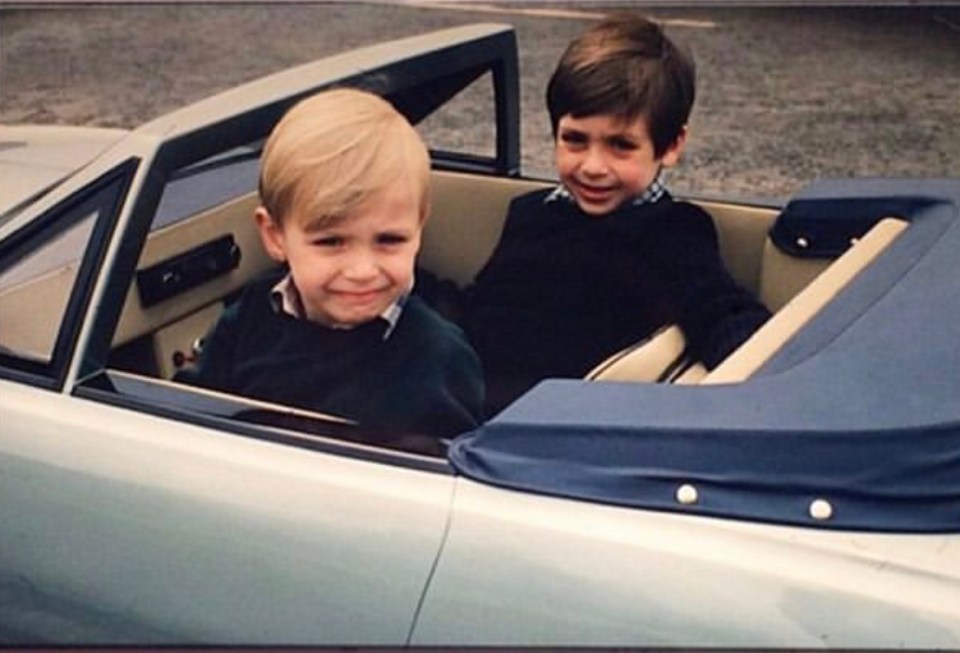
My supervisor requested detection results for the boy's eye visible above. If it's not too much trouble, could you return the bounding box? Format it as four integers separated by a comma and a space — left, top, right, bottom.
376, 233, 409, 246
608, 136, 639, 152
559, 131, 588, 148
312, 235, 344, 247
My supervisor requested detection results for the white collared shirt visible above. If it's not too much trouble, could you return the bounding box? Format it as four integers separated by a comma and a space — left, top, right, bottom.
269, 273, 406, 340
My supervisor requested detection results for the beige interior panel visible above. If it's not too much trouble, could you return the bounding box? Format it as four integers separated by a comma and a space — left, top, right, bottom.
759, 240, 835, 313
696, 200, 779, 297
425, 173, 779, 293
674, 362, 707, 384
113, 193, 273, 348
0, 264, 77, 361
585, 325, 708, 386
151, 302, 223, 379
423, 170, 550, 286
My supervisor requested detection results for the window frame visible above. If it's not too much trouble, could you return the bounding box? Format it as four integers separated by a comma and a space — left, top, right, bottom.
0, 160, 137, 389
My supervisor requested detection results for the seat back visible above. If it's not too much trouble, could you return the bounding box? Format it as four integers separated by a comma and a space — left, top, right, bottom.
696, 200, 779, 297
421, 170, 550, 287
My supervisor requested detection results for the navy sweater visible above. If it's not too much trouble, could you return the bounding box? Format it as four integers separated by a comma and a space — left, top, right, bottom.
464, 189, 771, 415
178, 270, 484, 438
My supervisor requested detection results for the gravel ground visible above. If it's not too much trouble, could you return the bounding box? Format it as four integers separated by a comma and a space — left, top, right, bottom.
1, 2, 958, 200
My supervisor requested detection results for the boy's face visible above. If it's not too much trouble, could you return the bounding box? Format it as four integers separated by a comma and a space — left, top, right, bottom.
555, 113, 685, 216
256, 178, 422, 328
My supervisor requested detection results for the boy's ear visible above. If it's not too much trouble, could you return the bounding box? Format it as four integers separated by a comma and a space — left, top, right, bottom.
419, 195, 432, 225
661, 126, 688, 168
255, 207, 287, 263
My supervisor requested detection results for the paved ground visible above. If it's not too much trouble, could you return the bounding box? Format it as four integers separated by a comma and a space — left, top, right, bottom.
1, 2, 958, 200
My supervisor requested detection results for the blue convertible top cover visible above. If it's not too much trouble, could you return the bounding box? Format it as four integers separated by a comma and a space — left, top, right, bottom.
450, 179, 960, 532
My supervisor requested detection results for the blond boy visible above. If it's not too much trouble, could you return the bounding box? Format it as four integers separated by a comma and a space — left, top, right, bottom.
179, 89, 484, 438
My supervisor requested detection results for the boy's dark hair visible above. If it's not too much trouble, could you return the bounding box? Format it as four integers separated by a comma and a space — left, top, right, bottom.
546, 13, 696, 158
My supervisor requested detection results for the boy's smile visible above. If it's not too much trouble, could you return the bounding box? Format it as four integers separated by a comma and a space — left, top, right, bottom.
257, 178, 422, 328
555, 113, 685, 216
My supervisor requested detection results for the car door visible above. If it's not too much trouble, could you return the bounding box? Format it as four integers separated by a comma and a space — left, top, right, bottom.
0, 380, 456, 644
0, 23, 520, 645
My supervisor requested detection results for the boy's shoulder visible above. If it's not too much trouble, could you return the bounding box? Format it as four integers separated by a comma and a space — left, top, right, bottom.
218, 266, 329, 343
581, 195, 719, 248
247, 266, 288, 295
397, 295, 468, 342
221, 266, 285, 307
641, 196, 720, 247
500, 186, 575, 235
658, 196, 716, 228
220, 266, 285, 319
395, 296, 478, 359
509, 186, 557, 212
654, 195, 713, 221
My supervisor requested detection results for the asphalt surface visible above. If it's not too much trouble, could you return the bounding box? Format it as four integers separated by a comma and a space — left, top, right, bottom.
1, 2, 958, 200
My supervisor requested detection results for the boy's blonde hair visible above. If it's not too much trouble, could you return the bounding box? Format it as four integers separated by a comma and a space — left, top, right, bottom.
258, 88, 431, 228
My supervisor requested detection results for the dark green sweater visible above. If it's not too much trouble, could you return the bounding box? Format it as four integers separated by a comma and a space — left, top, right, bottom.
464, 189, 771, 415
178, 270, 484, 438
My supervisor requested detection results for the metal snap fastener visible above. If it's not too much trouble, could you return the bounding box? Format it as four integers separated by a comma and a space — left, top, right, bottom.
809, 498, 833, 521
676, 484, 699, 505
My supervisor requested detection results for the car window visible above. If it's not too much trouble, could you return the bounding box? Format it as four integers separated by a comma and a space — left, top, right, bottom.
147, 71, 503, 236
0, 210, 96, 296
0, 164, 132, 377
150, 146, 261, 232
0, 212, 97, 364
416, 70, 496, 162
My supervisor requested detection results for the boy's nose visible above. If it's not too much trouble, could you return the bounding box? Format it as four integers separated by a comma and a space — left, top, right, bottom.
343, 250, 379, 280
581, 147, 610, 176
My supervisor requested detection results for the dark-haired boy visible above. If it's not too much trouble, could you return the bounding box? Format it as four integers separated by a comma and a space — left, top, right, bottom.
465, 13, 771, 415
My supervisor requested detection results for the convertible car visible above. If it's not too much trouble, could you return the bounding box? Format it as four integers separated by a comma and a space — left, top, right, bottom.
1, 23, 958, 647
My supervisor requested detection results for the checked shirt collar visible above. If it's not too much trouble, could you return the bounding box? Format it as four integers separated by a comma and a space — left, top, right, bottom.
545, 173, 667, 207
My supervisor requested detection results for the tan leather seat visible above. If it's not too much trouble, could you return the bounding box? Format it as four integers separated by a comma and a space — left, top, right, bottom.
586, 325, 691, 383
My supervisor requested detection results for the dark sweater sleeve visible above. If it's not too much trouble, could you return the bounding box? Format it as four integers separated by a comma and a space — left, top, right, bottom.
387, 298, 485, 438
650, 203, 772, 368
